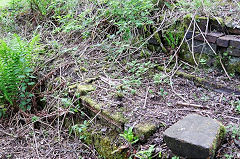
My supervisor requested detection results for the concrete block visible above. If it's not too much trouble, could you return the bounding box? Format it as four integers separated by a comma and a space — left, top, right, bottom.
187, 40, 217, 55
217, 35, 235, 47
229, 36, 240, 49
163, 114, 226, 159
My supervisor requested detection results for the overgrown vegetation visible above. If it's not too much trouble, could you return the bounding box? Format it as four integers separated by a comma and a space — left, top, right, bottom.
0, 0, 239, 158
0, 35, 39, 114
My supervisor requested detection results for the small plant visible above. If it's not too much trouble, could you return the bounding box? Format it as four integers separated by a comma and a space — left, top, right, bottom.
224, 154, 233, 159
153, 72, 169, 84
31, 116, 40, 123
227, 124, 240, 140
69, 120, 88, 139
120, 127, 139, 144
235, 100, 240, 113
199, 58, 207, 65
164, 31, 180, 49
134, 145, 155, 159
158, 88, 168, 97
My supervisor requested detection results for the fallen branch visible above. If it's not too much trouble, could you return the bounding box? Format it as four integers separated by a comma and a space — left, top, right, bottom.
176, 101, 209, 109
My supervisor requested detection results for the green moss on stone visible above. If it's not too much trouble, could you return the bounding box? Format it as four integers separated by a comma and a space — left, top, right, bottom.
209, 123, 226, 158
135, 123, 157, 141
77, 84, 95, 95
80, 96, 127, 129
102, 110, 128, 124
80, 96, 102, 110
80, 125, 126, 159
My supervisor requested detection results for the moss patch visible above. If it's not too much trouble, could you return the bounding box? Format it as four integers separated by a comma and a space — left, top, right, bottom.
80, 96, 127, 129
209, 123, 226, 158
77, 84, 95, 95
135, 122, 158, 142
80, 124, 127, 159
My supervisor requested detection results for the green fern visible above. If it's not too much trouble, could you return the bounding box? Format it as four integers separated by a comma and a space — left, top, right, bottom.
0, 34, 39, 111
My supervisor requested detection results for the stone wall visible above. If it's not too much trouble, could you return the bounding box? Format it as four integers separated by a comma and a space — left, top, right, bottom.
183, 17, 240, 74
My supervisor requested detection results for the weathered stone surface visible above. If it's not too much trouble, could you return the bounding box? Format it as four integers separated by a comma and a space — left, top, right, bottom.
206, 32, 224, 43
163, 114, 226, 159
216, 35, 235, 47
77, 84, 95, 95
195, 32, 224, 43
187, 32, 224, 43
227, 48, 240, 57
229, 36, 240, 49
187, 40, 217, 55
134, 122, 158, 142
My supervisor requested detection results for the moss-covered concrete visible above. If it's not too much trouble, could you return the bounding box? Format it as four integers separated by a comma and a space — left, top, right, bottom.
77, 84, 95, 95
80, 96, 127, 129
134, 122, 158, 142
156, 65, 240, 95
209, 124, 226, 157
77, 123, 127, 159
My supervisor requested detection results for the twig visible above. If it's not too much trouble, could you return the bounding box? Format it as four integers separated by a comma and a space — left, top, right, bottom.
0, 129, 18, 138
143, 86, 150, 109
176, 101, 209, 109
31, 125, 40, 158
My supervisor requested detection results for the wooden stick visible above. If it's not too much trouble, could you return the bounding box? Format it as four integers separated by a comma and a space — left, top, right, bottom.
176, 101, 209, 109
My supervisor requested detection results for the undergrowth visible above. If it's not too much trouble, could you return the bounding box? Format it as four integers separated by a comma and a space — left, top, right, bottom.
0, 34, 39, 115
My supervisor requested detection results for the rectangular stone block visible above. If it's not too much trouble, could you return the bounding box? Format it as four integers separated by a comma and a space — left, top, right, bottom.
194, 32, 224, 43
229, 36, 240, 49
187, 40, 217, 55
163, 114, 226, 159
216, 35, 235, 47
227, 48, 240, 57
206, 32, 224, 43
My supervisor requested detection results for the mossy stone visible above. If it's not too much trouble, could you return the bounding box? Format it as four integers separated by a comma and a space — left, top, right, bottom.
77, 84, 95, 95
135, 122, 157, 142
79, 124, 127, 159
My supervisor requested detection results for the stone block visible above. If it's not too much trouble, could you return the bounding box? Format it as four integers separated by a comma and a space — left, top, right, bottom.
229, 36, 240, 49
206, 32, 224, 43
163, 114, 226, 159
195, 32, 224, 43
227, 48, 240, 57
186, 31, 193, 40
187, 40, 217, 55
77, 84, 95, 95
216, 35, 235, 47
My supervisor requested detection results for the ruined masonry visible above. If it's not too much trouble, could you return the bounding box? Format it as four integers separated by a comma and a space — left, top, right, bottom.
163, 114, 226, 159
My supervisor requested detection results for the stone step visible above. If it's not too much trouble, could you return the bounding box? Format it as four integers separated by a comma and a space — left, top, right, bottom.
163, 114, 226, 159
